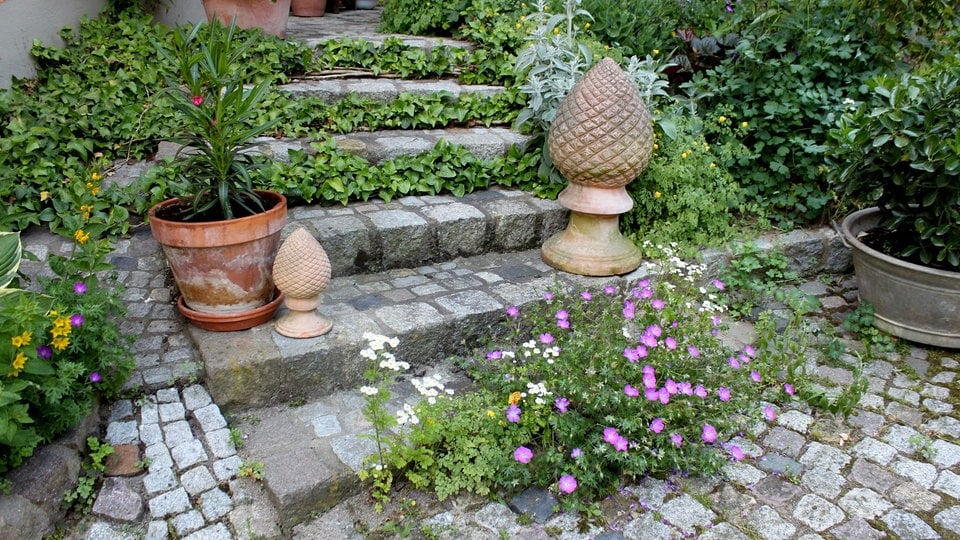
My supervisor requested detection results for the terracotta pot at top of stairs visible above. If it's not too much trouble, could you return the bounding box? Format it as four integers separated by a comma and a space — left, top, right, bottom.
291, 0, 326, 16
149, 191, 287, 331
202, 0, 292, 37
841, 206, 960, 348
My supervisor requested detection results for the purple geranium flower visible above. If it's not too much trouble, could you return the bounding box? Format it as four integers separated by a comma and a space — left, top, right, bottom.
763, 406, 777, 422
487, 350, 503, 360
570, 448, 583, 459
540, 333, 554, 344
701, 424, 718, 443
557, 319, 570, 329
750, 370, 761, 383
70, 314, 84, 327
602, 427, 620, 445
514, 446, 533, 464
555, 397, 570, 413
73, 282, 87, 295
650, 418, 664, 433
604, 285, 616, 296
506, 306, 519, 318
784, 383, 795, 396
687, 345, 700, 358
651, 298, 665, 310
37, 345, 53, 359
718, 387, 731, 402
624, 384, 640, 397
89, 372, 101, 383
580, 291, 593, 301
506, 404, 521, 423
670, 433, 683, 448
559, 474, 578, 494
613, 436, 629, 452
694, 384, 708, 398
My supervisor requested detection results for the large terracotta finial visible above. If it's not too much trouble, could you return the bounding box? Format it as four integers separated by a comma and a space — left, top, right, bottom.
542, 58, 654, 276
272, 227, 333, 338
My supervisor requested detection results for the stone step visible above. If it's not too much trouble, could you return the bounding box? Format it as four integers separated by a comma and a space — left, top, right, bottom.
287, 9, 474, 52
248, 126, 531, 165
279, 77, 505, 104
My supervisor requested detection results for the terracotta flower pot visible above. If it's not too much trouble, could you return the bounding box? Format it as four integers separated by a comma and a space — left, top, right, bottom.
149, 191, 287, 331
291, 0, 326, 16
842, 207, 960, 348
202, 0, 292, 37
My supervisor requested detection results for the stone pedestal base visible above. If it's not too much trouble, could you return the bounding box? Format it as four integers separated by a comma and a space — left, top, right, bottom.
541, 211, 641, 276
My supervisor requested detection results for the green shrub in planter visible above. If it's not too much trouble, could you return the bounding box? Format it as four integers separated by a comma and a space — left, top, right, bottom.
827, 56, 960, 269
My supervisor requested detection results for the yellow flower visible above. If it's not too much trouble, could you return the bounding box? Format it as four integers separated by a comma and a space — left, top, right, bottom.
741, 121, 749, 128
11, 331, 31, 348
12, 351, 27, 371
653, 143, 659, 151
85, 182, 100, 196
91, 172, 101, 181
604, 45, 610, 50
553, 27, 560, 34
520, 15, 525, 21
653, 49, 660, 55
40, 191, 50, 201
74, 229, 90, 244
516, 23, 521, 29
508, 391, 522, 405
710, 163, 717, 169
681, 151, 689, 159
654, 191, 662, 198
52, 336, 70, 351
80, 204, 94, 220
718, 115, 727, 123
584, 22, 591, 28
487, 410, 496, 418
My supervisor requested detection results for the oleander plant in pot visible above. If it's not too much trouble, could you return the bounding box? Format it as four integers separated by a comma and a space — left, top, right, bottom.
827, 57, 960, 348
150, 19, 288, 332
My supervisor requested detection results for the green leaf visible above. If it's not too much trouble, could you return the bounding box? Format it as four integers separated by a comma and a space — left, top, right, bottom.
0, 232, 22, 292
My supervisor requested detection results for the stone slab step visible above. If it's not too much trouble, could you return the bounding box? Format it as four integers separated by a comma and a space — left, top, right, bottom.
287, 9, 475, 52
247, 126, 532, 165
279, 77, 505, 104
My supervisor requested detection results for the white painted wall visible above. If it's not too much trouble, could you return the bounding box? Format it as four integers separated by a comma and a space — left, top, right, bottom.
0, 0, 206, 89
0, 0, 108, 88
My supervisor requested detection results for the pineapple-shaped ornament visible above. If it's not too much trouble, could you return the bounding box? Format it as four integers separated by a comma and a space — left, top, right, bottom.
542, 57, 654, 276
272, 227, 333, 338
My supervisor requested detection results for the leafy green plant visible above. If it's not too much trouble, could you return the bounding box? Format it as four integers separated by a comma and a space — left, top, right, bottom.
153, 19, 283, 220
238, 461, 265, 480
623, 107, 745, 252
826, 60, 960, 268
718, 243, 799, 318
842, 302, 896, 354
909, 433, 938, 462
62, 437, 114, 513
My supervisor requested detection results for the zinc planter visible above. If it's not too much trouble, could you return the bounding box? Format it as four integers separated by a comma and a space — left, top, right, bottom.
149, 191, 287, 331
841, 207, 960, 348
202, 0, 292, 37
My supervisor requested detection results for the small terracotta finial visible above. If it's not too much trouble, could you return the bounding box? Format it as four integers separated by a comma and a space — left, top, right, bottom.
272, 227, 333, 338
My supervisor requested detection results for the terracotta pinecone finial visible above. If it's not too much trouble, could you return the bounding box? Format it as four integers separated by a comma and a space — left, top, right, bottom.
548, 57, 654, 188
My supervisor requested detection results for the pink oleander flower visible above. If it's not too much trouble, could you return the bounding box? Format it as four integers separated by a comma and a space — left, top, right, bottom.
514, 446, 533, 464
558, 474, 578, 494
701, 424, 718, 443
650, 418, 664, 433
